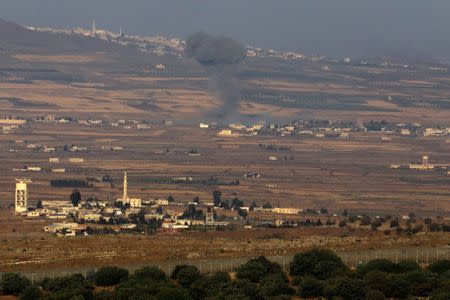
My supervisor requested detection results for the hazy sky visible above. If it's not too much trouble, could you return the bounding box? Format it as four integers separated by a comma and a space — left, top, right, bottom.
1, 0, 450, 60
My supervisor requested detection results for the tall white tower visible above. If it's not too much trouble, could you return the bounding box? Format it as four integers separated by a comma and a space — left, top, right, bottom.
92, 19, 96, 33
15, 180, 28, 213
123, 171, 128, 201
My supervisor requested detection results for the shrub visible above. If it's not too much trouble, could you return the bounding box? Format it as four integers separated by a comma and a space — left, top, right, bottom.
171, 265, 202, 287
236, 256, 282, 282
398, 260, 421, 273
133, 266, 166, 281
260, 273, 294, 297
298, 276, 325, 298
335, 277, 367, 300
156, 286, 192, 300
233, 279, 265, 300
290, 248, 346, 279
95, 266, 129, 286
385, 275, 411, 299
428, 260, 450, 275
366, 289, 386, 300
93, 290, 116, 300
19, 285, 43, 300
357, 259, 399, 276
363, 270, 390, 294
41, 273, 93, 299
0, 273, 31, 295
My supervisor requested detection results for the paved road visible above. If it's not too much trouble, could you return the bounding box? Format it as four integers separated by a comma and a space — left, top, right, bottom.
4, 246, 450, 283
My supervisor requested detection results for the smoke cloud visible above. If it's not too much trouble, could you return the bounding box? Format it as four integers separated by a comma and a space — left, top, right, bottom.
185, 32, 246, 121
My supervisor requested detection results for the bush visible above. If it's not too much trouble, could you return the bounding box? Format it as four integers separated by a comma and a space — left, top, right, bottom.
260, 273, 294, 297
335, 277, 367, 300
236, 256, 282, 283
95, 266, 129, 286
428, 260, 450, 275
171, 265, 202, 287
190, 271, 231, 299
156, 286, 192, 300
357, 259, 399, 276
19, 285, 43, 300
431, 291, 450, 300
0, 273, 31, 295
398, 260, 421, 273
385, 275, 411, 299
290, 248, 346, 279
133, 266, 166, 281
363, 270, 390, 294
233, 279, 265, 300
41, 273, 93, 299
298, 276, 325, 298
93, 290, 116, 300
366, 289, 386, 300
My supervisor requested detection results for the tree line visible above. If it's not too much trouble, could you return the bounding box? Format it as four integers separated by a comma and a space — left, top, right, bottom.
1, 248, 450, 299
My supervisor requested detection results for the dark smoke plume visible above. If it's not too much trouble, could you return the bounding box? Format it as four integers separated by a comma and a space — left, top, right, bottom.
185, 32, 246, 120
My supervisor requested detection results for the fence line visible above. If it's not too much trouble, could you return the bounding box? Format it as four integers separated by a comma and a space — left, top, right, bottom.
2, 246, 449, 283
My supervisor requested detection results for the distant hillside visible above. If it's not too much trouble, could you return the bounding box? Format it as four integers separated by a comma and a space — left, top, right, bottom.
0, 19, 124, 53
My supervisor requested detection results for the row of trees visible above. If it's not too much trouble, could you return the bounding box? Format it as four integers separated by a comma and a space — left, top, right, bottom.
1, 249, 449, 299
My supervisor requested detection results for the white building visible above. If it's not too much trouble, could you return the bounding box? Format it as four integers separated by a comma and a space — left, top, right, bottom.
273, 207, 301, 214
69, 158, 84, 163
15, 180, 28, 213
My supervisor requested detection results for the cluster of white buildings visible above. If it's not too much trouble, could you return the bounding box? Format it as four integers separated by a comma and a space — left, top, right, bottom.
1, 118, 27, 134
390, 155, 450, 173
14, 170, 312, 236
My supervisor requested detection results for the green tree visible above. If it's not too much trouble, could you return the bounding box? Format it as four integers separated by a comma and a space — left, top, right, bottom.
398, 260, 421, 273
250, 200, 257, 211
385, 275, 411, 299
260, 273, 294, 297
236, 256, 282, 283
262, 202, 272, 209
298, 276, 325, 298
95, 266, 129, 286
167, 194, 175, 202
212, 190, 222, 206
357, 259, 399, 276
428, 260, 450, 275
290, 248, 346, 278
335, 277, 367, 300
171, 265, 202, 288
132, 266, 166, 281
0, 273, 31, 295
363, 270, 390, 295
70, 189, 81, 207
156, 287, 192, 300
36, 200, 43, 209
237, 208, 248, 218
41, 273, 93, 299
20, 285, 43, 300
366, 289, 386, 300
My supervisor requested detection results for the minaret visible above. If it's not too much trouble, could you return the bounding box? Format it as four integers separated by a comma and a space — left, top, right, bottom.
123, 171, 128, 201
92, 19, 96, 33
119, 26, 122, 36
